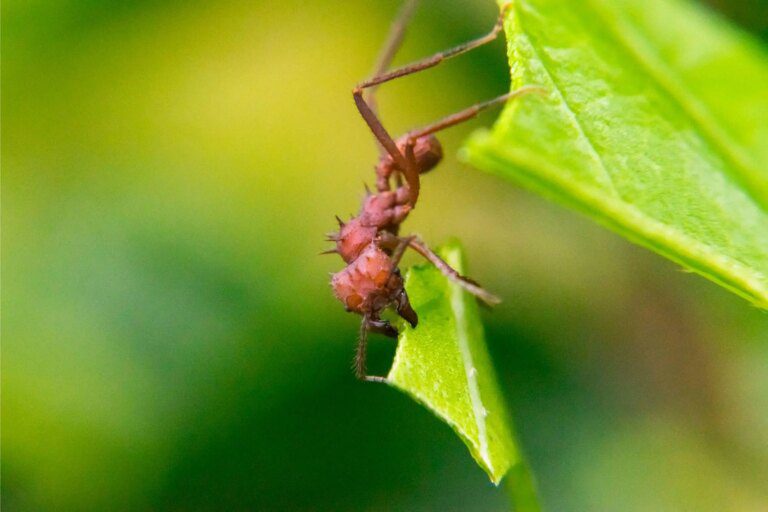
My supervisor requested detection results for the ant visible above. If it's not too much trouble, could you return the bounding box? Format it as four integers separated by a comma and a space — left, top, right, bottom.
326, 0, 543, 381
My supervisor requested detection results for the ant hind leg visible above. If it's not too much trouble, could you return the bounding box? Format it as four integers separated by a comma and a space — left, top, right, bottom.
357, 3, 512, 91
406, 86, 547, 141
355, 318, 388, 382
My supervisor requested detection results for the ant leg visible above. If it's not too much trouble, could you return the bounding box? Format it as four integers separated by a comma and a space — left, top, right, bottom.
395, 87, 546, 202
353, 90, 414, 182
366, 318, 399, 384
407, 236, 502, 306
353, 3, 515, 201
357, 3, 512, 91
353, 90, 421, 206
354, 318, 369, 380
355, 316, 395, 383
367, 0, 419, 120
389, 235, 415, 269
357, 91, 545, 207
368, 318, 399, 338
406, 86, 547, 141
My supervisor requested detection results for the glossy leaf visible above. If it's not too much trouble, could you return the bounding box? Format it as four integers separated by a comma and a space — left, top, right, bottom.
465, 0, 768, 308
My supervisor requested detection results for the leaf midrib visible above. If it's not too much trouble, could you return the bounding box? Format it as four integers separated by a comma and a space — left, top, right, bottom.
469, 141, 768, 307
448, 250, 492, 469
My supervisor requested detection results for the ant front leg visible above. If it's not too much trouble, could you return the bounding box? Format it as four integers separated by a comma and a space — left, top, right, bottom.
388, 234, 414, 269
367, 317, 399, 338
357, 3, 511, 92
354, 315, 395, 383
406, 236, 502, 306
354, 318, 369, 381
353, 91, 420, 205
405, 86, 547, 141
354, 2, 517, 203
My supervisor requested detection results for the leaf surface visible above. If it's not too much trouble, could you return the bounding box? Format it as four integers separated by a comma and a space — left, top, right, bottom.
465, 0, 768, 308
387, 242, 535, 503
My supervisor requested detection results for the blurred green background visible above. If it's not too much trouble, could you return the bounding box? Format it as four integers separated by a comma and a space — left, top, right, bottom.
4, 0, 768, 510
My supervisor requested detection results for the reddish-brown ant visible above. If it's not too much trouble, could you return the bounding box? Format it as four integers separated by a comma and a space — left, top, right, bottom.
326, 1, 543, 381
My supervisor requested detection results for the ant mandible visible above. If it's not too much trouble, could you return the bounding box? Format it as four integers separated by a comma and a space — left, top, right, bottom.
326, 1, 542, 381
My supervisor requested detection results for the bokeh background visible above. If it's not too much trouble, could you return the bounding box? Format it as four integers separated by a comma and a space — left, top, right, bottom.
4, 0, 768, 510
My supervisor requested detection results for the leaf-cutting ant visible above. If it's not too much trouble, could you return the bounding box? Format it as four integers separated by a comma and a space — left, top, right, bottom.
326, 1, 543, 381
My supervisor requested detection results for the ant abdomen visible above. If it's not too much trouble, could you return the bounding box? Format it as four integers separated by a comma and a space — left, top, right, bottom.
404, 134, 443, 175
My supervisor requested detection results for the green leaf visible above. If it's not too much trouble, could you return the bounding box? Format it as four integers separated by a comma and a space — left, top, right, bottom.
386, 241, 539, 510
465, 0, 768, 309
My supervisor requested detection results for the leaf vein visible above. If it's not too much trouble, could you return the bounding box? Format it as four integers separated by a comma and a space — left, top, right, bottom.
514, 3, 621, 196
